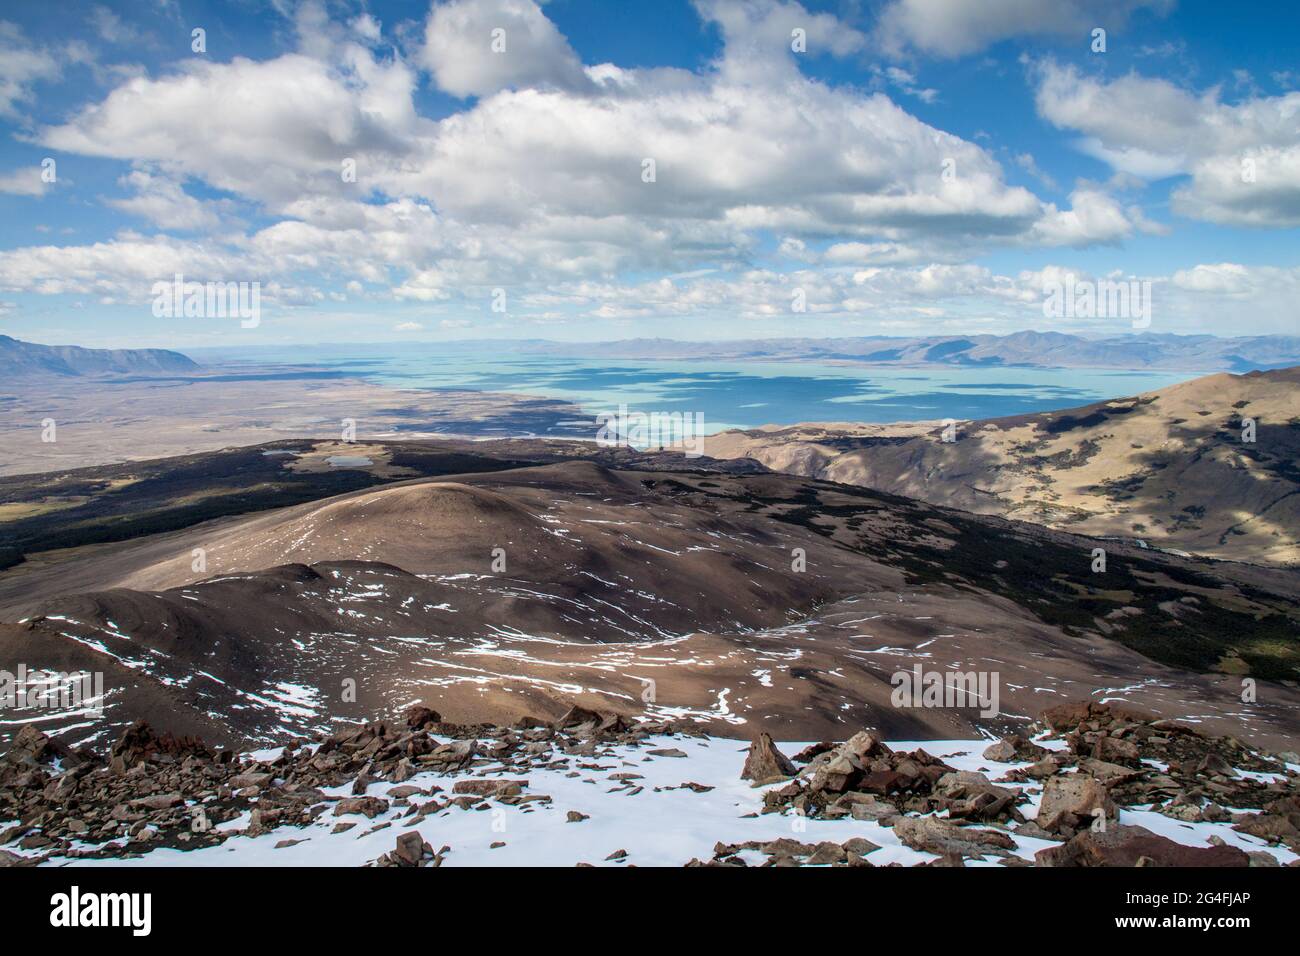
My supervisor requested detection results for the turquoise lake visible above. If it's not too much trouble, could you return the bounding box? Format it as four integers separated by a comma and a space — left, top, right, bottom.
193, 344, 1201, 433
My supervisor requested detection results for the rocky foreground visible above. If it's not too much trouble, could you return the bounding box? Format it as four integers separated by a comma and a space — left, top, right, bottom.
2, 701, 1297, 868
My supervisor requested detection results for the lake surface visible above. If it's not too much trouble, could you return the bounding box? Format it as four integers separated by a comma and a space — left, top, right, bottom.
193, 344, 1198, 433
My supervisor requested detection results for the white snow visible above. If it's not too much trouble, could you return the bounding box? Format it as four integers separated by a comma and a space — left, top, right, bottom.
22, 734, 1296, 869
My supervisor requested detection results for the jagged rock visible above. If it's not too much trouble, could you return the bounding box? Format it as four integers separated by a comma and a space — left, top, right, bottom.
933, 771, 1023, 822
108, 722, 210, 773
554, 704, 605, 729
740, 733, 797, 782
893, 816, 1017, 858
1036, 825, 1249, 867
1037, 773, 1117, 833
333, 796, 389, 818
1040, 701, 1155, 733
807, 841, 847, 865
842, 731, 892, 761
1092, 736, 1141, 766
404, 705, 441, 730
843, 837, 879, 856
393, 831, 425, 865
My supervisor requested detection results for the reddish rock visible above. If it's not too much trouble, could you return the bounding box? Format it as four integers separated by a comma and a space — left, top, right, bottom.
1036, 826, 1250, 867
741, 733, 797, 782
1037, 773, 1117, 833
404, 705, 441, 730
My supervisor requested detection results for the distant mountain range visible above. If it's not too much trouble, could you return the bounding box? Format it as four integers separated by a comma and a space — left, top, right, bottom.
10, 331, 1300, 375
0, 335, 199, 377
518, 331, 1300, 372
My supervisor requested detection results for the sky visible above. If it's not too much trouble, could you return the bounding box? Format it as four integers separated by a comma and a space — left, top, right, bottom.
0, 0, 1297, 349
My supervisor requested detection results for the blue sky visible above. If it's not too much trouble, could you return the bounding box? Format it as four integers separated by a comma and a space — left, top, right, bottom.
0, 0, 1297, 348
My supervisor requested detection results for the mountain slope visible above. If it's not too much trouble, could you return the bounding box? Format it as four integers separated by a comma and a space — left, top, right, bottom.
3, 458, 1298, 752
706, 366, 1300, 565
0, 334, 199, 377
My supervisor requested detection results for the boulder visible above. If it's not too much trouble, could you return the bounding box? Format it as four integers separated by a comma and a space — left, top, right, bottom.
1037, 773, 1117, 833
1036, 825, 1250, 867
982, 735, 1048, 763
741, 733, 797, 782
333, 796, 389, 818
404, 705, 441, 730
893, 816, 1016, 858
394, 831, 425, 866
452, 779, 526, 798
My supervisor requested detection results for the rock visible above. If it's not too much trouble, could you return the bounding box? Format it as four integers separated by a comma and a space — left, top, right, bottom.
1079, 758, 1142, 786
227, 772, 273, 790
452, 779, 526, 798
1040, 701, 1154, 733
1233, 812, 1300, 846
554, 704, 605, 729
605, 849, 628, 861
982, 735, 1047, 763
1036, 825, 1250, 867
893, 816, 1016, 858
646, 748, 687, 758
393, 831, 425, 866
841, 731, 891, 760
761, 838, 815, 858
807, 841, 847, 865
1013, 821, 1062, 841
848, 799, 899, 822
792, 742, 835, 763
404, 705, 441, 730
740, 732, 797, 782
566, 811, 589, 823
859, 770, 904, 795
1037, 773, 1117, 833
333, 796, 389, 819
4, 726, 74, 768
108, 721, 209, 773
1023, 756, 1062, 779
1196, 753, 1235, 777
842, 837, 879, 856
1093, 736, 1141, 766
129, 792, 183, 810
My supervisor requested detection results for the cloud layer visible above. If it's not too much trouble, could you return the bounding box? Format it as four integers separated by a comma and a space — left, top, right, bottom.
0, 0, 1295, 340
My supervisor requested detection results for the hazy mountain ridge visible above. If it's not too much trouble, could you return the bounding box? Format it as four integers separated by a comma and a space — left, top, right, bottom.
0, 335, 200, 377
519, 331, 1300, 371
